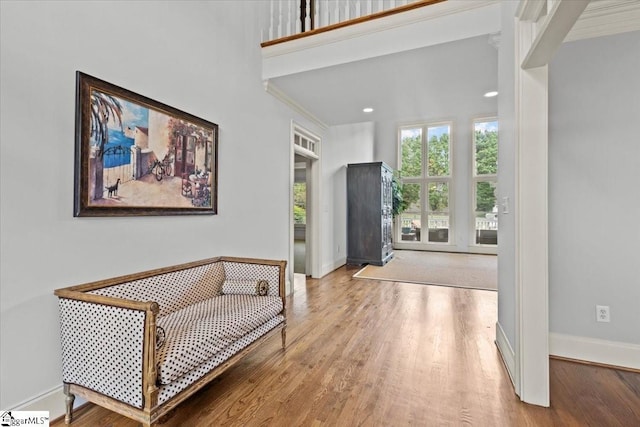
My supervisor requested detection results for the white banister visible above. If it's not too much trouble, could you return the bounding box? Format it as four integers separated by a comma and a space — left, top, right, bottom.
332, 1, 340, 25
294, 0, 302, 34
277, 0, 283, 39
268, 0, 274, 41
286, 0, 293, 37
264, 0, 427, 43
305, 0, 312, 31
322, 2, 329, 27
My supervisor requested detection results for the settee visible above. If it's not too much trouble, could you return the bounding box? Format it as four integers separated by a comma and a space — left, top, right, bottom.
54, 256, 287, 426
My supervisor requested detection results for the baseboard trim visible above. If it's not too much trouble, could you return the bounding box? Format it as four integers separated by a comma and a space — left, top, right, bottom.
10, 385, 62, 420
495, 321, 516, 385
549, 332, 640, 370
550, 355, 640, 374
9, 384, 88, 422
321, 257, 346, 277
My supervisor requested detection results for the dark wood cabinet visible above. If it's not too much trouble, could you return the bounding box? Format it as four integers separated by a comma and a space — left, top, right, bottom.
347, 162, 394, 266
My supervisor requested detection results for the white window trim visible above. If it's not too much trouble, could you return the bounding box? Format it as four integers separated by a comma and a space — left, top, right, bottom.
471, 117, 498, 249
293, 126, 320, 159
397, 121, 455, 246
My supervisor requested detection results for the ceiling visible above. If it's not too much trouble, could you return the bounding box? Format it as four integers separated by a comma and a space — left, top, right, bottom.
265, 0, 640, 129
270, 34, 499, 127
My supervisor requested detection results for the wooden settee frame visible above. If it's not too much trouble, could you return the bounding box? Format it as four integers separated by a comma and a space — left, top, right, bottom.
54, 256, 287, 427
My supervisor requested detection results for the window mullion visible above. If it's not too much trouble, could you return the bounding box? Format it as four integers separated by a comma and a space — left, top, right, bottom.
472, 118, 499, 246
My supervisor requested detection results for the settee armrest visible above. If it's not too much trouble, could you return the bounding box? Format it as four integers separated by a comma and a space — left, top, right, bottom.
55, 290, 159, 409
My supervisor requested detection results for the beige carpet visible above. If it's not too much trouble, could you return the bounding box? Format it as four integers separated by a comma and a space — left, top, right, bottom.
353, 250, 497, 291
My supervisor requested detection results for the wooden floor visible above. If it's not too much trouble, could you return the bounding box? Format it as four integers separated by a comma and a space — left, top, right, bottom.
54, 265, 640, 426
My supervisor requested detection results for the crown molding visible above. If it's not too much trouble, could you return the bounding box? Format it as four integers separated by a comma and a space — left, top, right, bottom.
566, 0, 640, 42
516, 0, 547, 22
264, 80, 328, 130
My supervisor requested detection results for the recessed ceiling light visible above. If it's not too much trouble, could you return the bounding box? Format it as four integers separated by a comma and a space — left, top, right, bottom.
484, 91, 498, 98
363, 107, 374, 113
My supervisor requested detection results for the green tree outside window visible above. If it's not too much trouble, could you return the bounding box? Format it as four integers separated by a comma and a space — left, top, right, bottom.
293, 182, 306, 224
475, 128, 498, 175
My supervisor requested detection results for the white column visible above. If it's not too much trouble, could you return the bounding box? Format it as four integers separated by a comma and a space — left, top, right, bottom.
512, 0, 588, 407
514, 14, 550, 408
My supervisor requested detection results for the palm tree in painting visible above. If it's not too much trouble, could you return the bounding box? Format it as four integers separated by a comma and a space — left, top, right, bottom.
90, 91, 123, 200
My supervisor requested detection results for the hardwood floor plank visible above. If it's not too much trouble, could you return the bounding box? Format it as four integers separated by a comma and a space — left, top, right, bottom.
52, 265, 639, 426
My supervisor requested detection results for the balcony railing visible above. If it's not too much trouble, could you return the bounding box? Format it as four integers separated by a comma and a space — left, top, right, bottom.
399, 216, 498, 231
262, 0, 446, 46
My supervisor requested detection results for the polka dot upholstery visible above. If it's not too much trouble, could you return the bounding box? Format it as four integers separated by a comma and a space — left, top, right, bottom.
158, 315, 284, 404
90, 262, 225, 317
222, 279, 269, 296
58, 299, 145, 408
222, 262, 280, 296
156, 294, 283, 385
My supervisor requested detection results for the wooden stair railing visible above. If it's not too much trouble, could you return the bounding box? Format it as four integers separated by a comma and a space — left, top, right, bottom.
262, 0, 447, 48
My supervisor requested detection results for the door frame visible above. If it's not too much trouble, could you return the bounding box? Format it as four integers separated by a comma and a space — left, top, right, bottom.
289, 122, 321, 292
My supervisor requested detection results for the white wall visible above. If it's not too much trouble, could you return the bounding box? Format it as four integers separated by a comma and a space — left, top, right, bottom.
375, 35, 498, 253
0, 1, 304, 410
321, 122, 375, 275
548, 32, 640, 346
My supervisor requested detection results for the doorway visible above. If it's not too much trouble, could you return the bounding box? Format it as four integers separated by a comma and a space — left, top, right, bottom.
290, 124, 320, 290
294, 155, 310, 274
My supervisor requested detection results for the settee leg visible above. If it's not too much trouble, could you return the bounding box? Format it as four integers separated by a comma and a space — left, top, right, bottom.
281, 327, 286, 349
63, 383, 75, 424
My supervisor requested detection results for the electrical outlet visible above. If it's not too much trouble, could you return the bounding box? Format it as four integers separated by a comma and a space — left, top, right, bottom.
596, 305, 610, 322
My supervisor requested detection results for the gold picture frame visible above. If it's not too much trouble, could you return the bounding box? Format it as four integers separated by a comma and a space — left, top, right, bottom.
74, 72, 218, 216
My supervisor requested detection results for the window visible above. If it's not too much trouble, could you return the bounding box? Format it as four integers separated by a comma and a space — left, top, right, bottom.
472, 118, 498, 245
399, 123, 452, 244
294, 131, 317, 156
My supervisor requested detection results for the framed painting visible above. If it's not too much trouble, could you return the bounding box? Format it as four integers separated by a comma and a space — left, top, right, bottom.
74, 72, 218, 216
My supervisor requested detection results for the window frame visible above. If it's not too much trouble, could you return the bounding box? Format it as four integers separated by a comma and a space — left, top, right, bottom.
397, 121, 454, 245
471, 117, 499, 247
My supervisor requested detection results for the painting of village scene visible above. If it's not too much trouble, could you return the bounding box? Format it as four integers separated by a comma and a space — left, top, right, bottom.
74, 72, 218, 216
